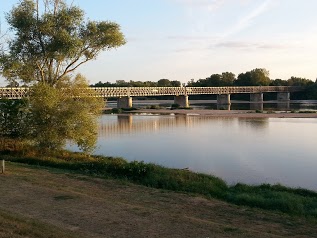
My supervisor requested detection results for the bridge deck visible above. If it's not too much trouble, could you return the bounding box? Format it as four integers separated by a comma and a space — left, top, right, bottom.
0, 86, 304, 99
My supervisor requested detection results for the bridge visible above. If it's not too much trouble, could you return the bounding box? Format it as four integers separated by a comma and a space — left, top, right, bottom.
0, 86, 304, 108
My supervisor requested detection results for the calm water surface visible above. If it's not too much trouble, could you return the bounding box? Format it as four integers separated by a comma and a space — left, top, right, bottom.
91, 114, 317, 191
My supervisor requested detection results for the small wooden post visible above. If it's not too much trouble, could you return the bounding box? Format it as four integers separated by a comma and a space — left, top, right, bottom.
1, 160, 4, 174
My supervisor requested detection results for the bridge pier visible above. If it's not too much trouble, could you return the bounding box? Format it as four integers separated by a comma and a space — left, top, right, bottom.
277, 92, 290, 101
250, 93, 263, 102
217, 94, 231, 105
250, 103, 264, 111
174, 95, 189, 108
117, 96, 132, 109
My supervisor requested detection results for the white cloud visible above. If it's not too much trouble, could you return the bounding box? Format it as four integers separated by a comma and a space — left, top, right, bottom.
222, 0, 276, 37
215, 40, 291, 50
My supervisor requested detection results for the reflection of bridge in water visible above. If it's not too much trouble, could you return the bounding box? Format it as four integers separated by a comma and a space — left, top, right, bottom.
98, 115, 268, 137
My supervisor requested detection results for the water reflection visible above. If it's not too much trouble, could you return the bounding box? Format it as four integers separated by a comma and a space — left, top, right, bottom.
238, 118, 269, 130
92, 115, 317, 191
125, 100, 317, 111
98, 114, 238, 137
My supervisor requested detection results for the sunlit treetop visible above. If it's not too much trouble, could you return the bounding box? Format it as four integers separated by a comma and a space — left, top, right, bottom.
0, 0, 126, 86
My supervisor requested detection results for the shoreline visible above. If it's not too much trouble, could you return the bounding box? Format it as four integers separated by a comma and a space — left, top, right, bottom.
129, 109, 317, 118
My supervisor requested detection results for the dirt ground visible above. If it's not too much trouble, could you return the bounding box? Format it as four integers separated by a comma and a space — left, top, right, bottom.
1, 162, 317, 238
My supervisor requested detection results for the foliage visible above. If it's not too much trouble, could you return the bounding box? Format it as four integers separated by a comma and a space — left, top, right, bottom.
26, 75, 104, 152
170, 103, 180, 109
0, 0, 125, 86
157, 78, 181, 87
0, 99, 29, 138
1, 75, 104, 153
287, 76, 314, 86
0, 0, 124, 153
306, 81, 317, 99
270, 78, 288, 86
188, 72, 235, 87
235, 68, 271, 86
91, 79, 181, 87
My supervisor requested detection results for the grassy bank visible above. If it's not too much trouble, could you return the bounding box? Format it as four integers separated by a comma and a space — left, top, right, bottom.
2, 151, 317, 218
0, 209, 80, 238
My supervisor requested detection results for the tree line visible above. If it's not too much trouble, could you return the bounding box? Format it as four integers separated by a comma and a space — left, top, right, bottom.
91, 68, 317, 99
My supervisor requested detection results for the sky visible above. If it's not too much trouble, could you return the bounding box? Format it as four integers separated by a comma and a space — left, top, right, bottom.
1, 0, 317, 86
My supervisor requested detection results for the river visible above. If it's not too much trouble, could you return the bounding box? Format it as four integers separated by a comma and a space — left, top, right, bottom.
69, 100, 317, 191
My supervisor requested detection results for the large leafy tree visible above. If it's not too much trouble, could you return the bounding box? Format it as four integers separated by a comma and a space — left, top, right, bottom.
0, 0, 125, 86
0, 0, 125, 153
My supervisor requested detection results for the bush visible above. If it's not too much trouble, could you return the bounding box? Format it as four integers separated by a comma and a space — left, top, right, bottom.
171, 104, 180, 109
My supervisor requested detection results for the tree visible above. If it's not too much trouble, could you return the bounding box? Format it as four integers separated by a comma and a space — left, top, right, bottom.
270, 78, 288, 86
235, 68, 270, 86
187, 72, 235, 87
287, 77, 313, 86
221, 72, 235, 86
157, 79, 172, 87
0, 0, 125, 153
0, 0, 125, 86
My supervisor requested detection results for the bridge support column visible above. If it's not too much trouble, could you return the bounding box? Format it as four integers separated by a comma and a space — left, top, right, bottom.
217, 94, 231, 105
117, 96, 132, 109
250, 103, 264, 111
277, 92, 290, 101
277, 102, 290, 110
174, 95, 189, 108
250, 93, 263, 102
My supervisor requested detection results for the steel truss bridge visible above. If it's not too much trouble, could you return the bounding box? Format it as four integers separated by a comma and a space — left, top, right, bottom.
0, 86, 304, 100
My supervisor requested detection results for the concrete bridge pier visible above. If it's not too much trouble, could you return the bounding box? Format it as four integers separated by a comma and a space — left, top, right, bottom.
174, 95, 189, 108
277, 102, 290, 110
250, 93, 263, 102
217, 94, 231, 110
277, 92, 290, 110
250, 103, 264, 111
277, 92, 290, 101
117, 96, 132, 109
217, 94, 231, 105
217, 104, 231, 110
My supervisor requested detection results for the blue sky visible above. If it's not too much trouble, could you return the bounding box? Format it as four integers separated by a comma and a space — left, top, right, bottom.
1, 0, 317, 86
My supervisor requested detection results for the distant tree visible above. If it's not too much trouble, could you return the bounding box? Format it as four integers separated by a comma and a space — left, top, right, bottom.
170, 80, 181, 87
115, 80, 129, 87
221, 72, 235, 86
91, 81, 114, 87
157, 79, 172, 87
143, 81, 158, 87
306, 80, 317, 99
235, 68, 270, 86
187, 79, 195, 86
270, 78, 288, 86
188, 72, 235, 87
287, 77, 313, 86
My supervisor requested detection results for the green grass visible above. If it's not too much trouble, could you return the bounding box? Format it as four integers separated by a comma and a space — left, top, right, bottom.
2, 150, 317, 218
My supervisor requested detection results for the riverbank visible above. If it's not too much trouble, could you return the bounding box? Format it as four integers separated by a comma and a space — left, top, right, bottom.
1, 162, 317, 238
2, 152, 317, 218
130, 109, 317, 118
